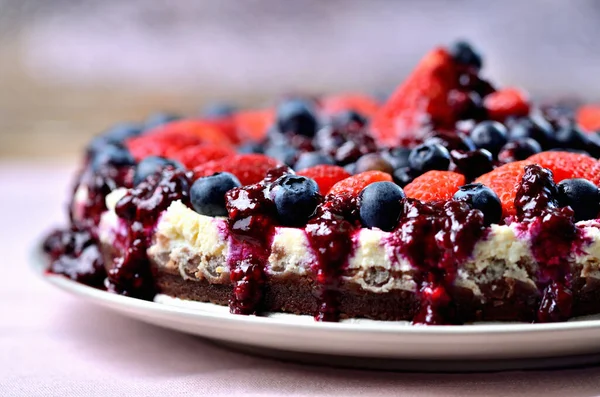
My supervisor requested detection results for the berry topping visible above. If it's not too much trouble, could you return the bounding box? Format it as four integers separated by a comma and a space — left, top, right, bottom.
294, 151, 335, 171
297, 165, 350, 195
276, 99, 318, 137
194, 154, 281, 186
556, 178, 600, 222
371, 48, 462, 146
328, 170, 393, 197
91, 144, 136, 171
271, 175, 321, 227
576, 104, 600, 132
484, 88, 530, 122
133, 156, 183, 186
448, 40, 482, 71
404, 171, 465, 202
449, 149, 494, 180
202, 102, 237, 118
170, 144, 235, 169
144, 112, 181, 130
469, 120, 508, 155
381, 147, 411, 169
527, 151, 600, 185
498, 138, 542, 163
508, 116, 555, 150
453, 183, 502, 225
354, 153, 394, 175
515, 164, 559, 220
333, 110, 368, 127
358, 182, 405, 231
408, 142, 451, 174
475, 160, 530, 217
190, 172, 242, 217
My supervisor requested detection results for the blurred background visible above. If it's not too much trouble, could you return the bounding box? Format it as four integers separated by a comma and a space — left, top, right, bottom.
2, 0, 600, 159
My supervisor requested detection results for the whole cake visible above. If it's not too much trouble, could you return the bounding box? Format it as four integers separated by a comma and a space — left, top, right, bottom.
43, 41, 600, 325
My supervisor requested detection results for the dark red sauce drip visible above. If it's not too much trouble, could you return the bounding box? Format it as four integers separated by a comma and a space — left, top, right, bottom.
390, 199, 486, 325
305, 195, 357, 321
224, 166, 290, 314
110, 167, 192, 299
69, 165, 134, 233
514, 164, 580, 322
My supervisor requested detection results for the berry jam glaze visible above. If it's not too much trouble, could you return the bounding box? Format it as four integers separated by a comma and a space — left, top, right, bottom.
388, 199, 486, 325
305, 195, 358, 321
514, 164, 585, 322
112, 167, 192, 299
69, 164, 134, 233
224, 166, 291, 315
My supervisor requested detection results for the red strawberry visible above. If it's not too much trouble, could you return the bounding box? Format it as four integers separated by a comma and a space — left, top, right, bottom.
297, 165, 351, 195
193, 154, 280, 186
169, 144, 236, 169
527, 151, 600, 186
320, 93, 380, 118
371, 48, 461, 147
127, 130, 203, 161
484, 88, 530, 122
234, 109, 275, 141
475, 160, 530, 217
147, 119, 235, 146
404, 171, 465, 202
328, 171, 392, 197
576, 105, 600, 132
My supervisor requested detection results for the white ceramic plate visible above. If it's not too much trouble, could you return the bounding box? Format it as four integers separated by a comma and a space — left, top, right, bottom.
32, 244, 600, 371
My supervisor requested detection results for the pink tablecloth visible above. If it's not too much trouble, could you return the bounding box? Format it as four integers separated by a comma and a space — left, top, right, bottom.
3, 161, 600, 397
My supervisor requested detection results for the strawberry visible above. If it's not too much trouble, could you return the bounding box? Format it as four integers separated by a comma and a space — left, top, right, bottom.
404, 171, 465, 202
234, 109, 275, 141
475, 160, 530, 217
371, 48, 461, 147
169, 144, 236, 169
484, 87, 530, 122
527, 151, 600, 186
576, 105, 600, 132
193, 154, 280, 186
126, 130, 203, 161
328, 171, 392, 197
147, 119, 235, 147
297, 165, 351, 195
320, 93, 380, 118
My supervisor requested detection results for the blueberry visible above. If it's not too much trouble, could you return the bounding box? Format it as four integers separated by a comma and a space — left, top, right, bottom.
392, 167, 414, 188
202, 102, 237, 118
497, 138, 542, 162
450, 149, 494, 180
448, 40, 483, 70
145, 112, 181, 130
333, 110, 367, 127
557, 178, 600, 222
354, 153, 394, 174
271, 175, 320, 226
134, 156, 183, 185
190, 172, 241, 217
276, 99, 318, 137
265, 144, 299, 166
509, 117, 555, 150
359, 182, 406, 231
87, 122, 144, 154
554, 124, 590, 151
91, 144, 136, 171
427, 130, 476, 152
470, 121, 508, 155
453, 183, 502, 225
294, 151, 335, 171
344, 162, 357, 175
408, 142, 451, 174
237, 142, 265, 154
381, 147, 411, 169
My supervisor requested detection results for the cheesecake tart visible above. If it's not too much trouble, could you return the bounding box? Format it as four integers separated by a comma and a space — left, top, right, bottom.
43, 41, 600, 325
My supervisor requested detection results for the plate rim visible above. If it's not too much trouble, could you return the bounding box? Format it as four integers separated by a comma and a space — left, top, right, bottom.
31, 239, 600, 336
